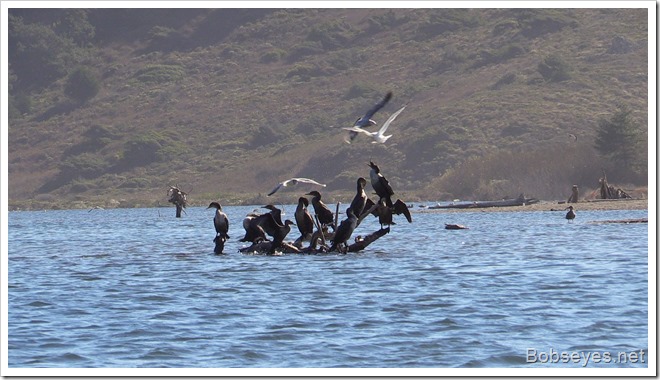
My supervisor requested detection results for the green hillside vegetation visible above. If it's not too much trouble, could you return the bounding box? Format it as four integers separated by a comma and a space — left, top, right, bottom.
8, 8, 649, 210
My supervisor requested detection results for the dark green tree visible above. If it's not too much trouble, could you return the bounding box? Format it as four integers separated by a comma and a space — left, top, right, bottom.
594, 104, 646, 171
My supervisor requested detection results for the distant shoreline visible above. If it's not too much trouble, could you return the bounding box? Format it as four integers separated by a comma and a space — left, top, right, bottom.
416, 199, 649, 213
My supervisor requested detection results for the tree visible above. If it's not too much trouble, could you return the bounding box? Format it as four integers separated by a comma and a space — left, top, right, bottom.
594, 104, 646, 171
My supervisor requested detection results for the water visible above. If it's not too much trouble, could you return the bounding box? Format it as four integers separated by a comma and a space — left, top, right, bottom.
7, 205, 649, 369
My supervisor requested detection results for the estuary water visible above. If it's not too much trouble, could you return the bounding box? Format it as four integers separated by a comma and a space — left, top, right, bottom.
6, 205, 649, 369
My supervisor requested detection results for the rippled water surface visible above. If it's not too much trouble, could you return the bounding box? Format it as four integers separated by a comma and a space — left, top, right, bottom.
7, 205, 649, 368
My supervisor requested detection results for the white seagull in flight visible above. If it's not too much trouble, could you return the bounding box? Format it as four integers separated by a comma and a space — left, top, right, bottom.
267, 178, 326, 196
342, 105, 406, 144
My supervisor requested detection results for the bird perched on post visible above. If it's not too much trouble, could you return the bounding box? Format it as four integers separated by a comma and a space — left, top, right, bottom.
207, 202, 230, 240
345, 91, 393, 143
565, 205, 576, 221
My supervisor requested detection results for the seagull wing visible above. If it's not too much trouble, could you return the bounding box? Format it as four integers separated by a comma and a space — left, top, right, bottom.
292, 178, 326, 187
342, 126, 375, 136
376, 106, 406, 136
362, 91, 393, 121
267, 182, 284, 196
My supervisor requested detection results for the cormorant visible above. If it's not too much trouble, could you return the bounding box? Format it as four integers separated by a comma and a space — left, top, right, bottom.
240, 205, 283, 243
306, 190, 335, 228
329, 208, 358, 253
343, 105, 406, 144
368, 161, 395, 207
207, 202, 230, 240
294, 197, 315, 242
268, 178, 326, 196
263, 204, 283, 226
565, 205, 576, 221
268, 219, 296, 254
374, 198, 394, 229
346, 91, 393, 143
349, 177, 369, 220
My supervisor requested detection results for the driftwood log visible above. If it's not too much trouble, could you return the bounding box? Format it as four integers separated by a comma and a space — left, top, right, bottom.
237, 227, 390, 255
567, 185, 579, 203
429, 193, 539, 209
599, 174, 631, 200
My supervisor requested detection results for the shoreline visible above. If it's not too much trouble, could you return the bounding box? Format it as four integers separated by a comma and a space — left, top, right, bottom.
415, 199, 649, 213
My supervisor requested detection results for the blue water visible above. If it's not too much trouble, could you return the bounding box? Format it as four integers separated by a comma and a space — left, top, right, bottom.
7, 205, 649, 368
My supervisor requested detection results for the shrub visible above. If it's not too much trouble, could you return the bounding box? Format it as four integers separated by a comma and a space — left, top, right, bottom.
259, 48, 286, 63
537, 54, 571, 82
65, 66, 100, 103
491, 72, 517, 89
134, 64, 185, 83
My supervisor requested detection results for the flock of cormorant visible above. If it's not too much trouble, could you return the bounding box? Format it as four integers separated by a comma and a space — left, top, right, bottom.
208, 160, 412, 255
205, 91, 413, 255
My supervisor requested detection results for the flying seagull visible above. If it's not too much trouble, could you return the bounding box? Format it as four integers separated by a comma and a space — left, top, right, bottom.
343, 105, 406, 144
267, 178, 326, 196
345, 91, 393, 143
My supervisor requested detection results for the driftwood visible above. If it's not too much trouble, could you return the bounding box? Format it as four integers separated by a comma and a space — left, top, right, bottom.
567, 185, 579, 203
429, 194, 539, 209
599, 173, 631, 200
238, 227, 390, 255
589, 218, 648, 224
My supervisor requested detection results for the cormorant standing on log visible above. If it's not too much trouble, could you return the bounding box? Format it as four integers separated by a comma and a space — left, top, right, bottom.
349, 177, 368, 219
269, 219, 296, 254
240, 205, 283, 243
294, 197, 314, 242
330, 208, 358, 253
306, 190, 335, 228
207, 202, 230, 240
208, 202, 229, 254
368, 161, 394, 207
565, 205, 576, 221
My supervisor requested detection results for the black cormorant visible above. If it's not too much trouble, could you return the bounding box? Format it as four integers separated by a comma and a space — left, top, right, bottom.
306, 190, 335, 228
240, 205, 283, 243
294, 197, 314, 242
329, 208, 358, 253
368, 161, 394, 207
349, 177, 368, 220
346, 91, 393, 143
207, 202, 230, 240
268, 219, 296, 254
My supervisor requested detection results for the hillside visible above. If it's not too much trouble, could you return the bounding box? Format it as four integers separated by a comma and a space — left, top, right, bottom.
7, 8, 649, 210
